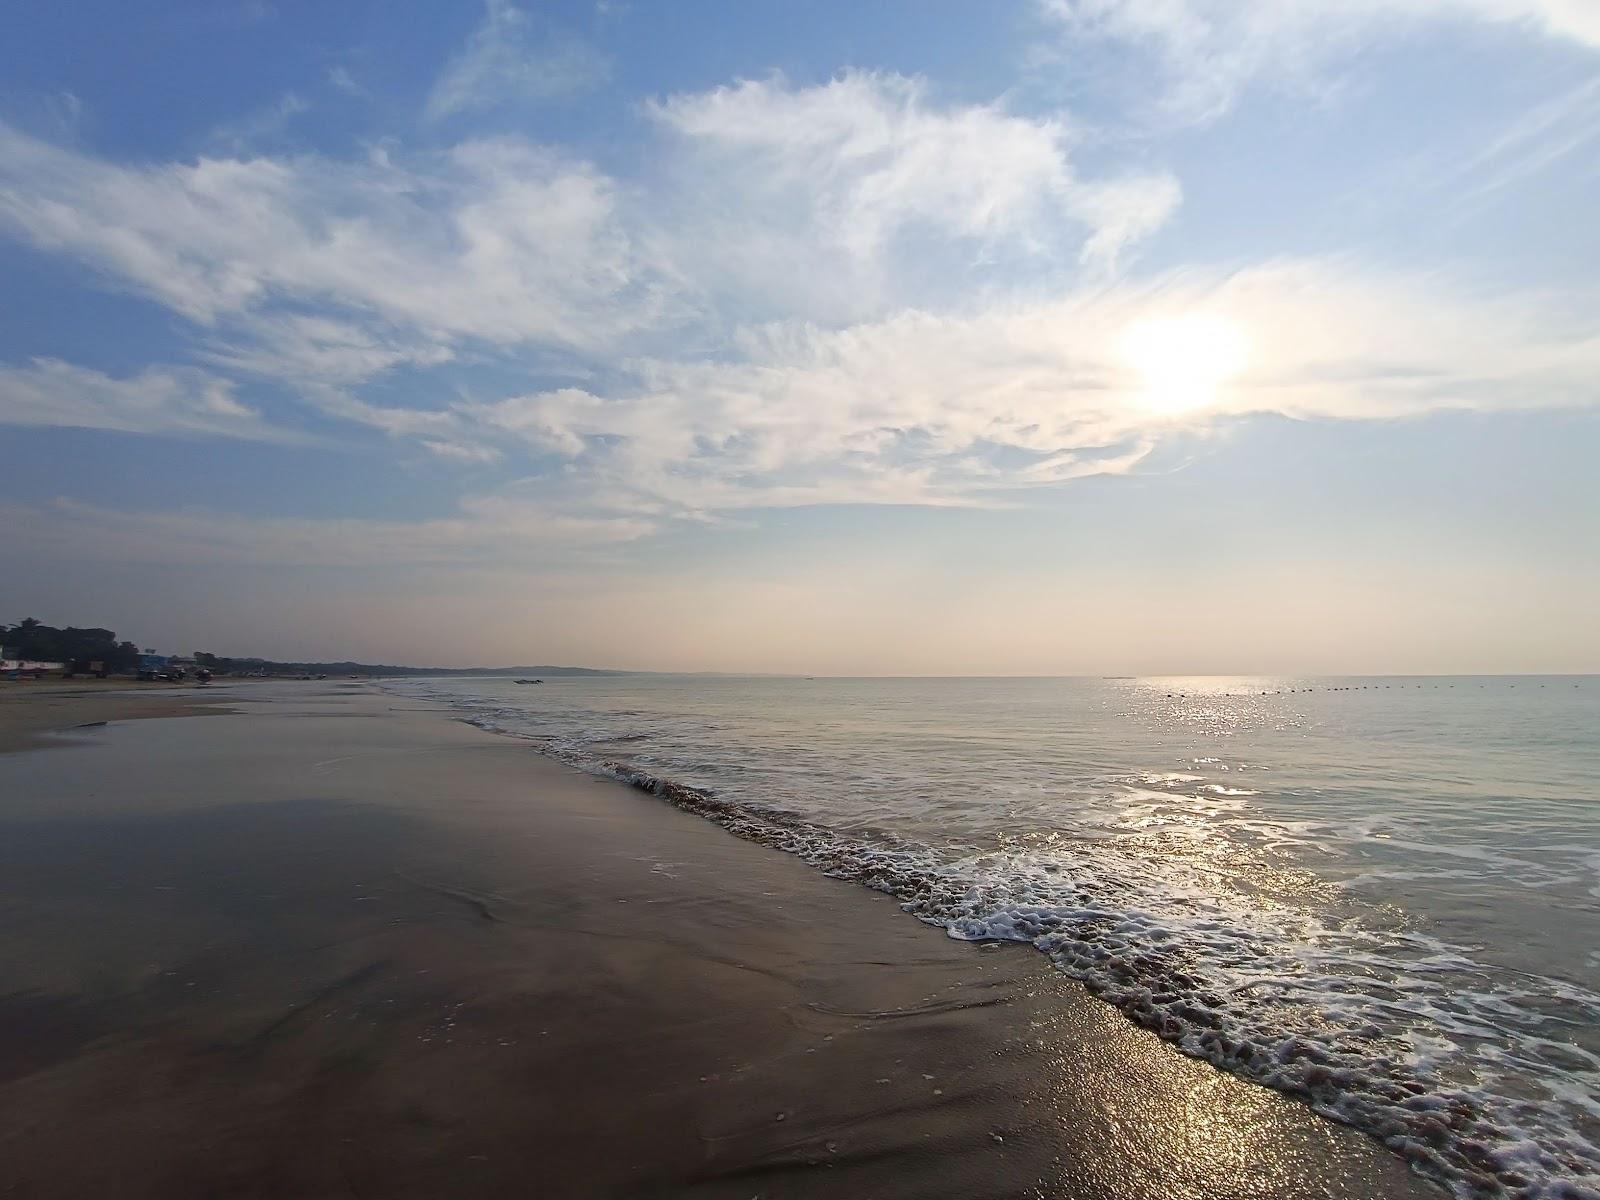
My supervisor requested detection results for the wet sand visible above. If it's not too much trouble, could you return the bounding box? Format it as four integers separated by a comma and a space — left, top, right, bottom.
0, 677, 234, 754
0, 683, 1442, 1198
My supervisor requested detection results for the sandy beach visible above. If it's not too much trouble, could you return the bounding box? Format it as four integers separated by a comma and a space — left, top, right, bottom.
0, 682, 1442, 1198
0, 677, 236, 754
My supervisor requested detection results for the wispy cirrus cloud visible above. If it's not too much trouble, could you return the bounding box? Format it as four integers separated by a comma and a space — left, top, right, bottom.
0, 358, 293, 441
2, 62, 1596, 535
1456, 73, 1600, 197
0, 71, 1174, 393
198, 314, 457, 386
0, 121, 666, 370
647, 71, 1180, 314
206, 90, 309, 153
326, 66, 364, 97
1036, 0, 1600, 123
328, 259, 1600, 517
426, 0, 610, 121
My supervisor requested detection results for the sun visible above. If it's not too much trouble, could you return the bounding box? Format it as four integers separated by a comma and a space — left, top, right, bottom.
1119, 313, 1249, 416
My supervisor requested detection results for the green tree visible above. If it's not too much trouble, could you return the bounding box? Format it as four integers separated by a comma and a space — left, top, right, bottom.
3, 619, 141, 673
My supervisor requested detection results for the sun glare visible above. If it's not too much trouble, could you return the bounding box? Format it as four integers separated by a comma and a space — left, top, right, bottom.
1120, 313, 1249, 416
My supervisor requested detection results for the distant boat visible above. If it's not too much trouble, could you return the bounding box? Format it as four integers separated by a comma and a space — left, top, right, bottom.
513, 678, 542, 685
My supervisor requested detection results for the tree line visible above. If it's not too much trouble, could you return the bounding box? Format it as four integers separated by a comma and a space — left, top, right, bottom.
1, 618, 141, 673
3, 616, 628, 677
1, 618, 268, 676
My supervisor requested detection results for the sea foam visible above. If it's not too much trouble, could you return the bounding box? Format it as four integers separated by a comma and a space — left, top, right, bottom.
391, 675, 1600, 1200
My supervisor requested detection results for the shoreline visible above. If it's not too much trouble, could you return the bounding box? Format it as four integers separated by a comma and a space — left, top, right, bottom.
0, 682, 1442, 1198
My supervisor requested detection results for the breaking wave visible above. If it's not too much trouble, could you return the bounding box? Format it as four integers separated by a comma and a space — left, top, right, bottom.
396, 681, 1600, 1200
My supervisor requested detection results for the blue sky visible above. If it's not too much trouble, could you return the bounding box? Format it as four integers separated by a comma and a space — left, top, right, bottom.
2, 0, 1597, 672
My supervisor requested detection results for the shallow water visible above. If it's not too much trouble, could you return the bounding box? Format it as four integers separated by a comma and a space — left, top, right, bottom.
391, 674, 1600, 1199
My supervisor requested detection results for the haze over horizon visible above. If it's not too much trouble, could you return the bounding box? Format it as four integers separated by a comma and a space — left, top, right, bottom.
3, 1, 1597, 676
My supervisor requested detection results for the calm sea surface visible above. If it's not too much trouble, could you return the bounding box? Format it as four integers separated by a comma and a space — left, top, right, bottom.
392, 674, 1599, 1199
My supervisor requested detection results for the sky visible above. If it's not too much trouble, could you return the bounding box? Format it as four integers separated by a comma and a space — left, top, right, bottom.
1, 0, 1597, 674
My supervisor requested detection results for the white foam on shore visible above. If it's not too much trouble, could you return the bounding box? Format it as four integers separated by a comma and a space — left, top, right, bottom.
393, 680, 1600, 1200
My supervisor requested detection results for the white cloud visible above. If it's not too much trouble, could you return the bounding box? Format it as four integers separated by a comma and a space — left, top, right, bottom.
1, 70, 1594, 536
344, 260, 1600, 517
426, 0, 610, 121
327, 66, 364, 97
647, 71, 1180, 315
1455, 73, 1600, 197
0, 358, 289, 440
419, 438, 503, 463
0, 122, 664, 373
0, 73, 1176, 399
1038, 0, 1600, 123
208, 90, 309, 152
200, 314, 456, 385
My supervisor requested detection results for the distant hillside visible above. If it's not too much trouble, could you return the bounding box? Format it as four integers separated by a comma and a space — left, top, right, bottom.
446, 665, 635, 677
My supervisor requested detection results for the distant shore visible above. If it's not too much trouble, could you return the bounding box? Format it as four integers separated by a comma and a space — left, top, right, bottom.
0, 683, 1442, 1198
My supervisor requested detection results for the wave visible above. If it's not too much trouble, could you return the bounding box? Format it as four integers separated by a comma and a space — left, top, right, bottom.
601, 764, 1599, 1200
401, 683, 1600, 1200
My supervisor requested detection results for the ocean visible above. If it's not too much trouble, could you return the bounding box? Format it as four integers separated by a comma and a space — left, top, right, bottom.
390, 674, 1599, 1199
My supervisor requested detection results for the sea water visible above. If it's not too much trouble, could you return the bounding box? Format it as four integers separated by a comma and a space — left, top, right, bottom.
389, 674, 1599, 1199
